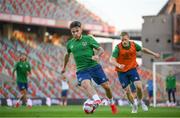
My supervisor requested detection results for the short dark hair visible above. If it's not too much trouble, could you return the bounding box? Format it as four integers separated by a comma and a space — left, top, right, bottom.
120, 32, 129, 37
69, 21, 81, 29
19, 52, 27, 57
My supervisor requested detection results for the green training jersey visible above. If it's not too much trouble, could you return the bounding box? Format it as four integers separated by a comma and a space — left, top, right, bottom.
13, 61, 31, 83
66, 35, 99, 71
166, 75, 176, 89
112, 42, 142, 58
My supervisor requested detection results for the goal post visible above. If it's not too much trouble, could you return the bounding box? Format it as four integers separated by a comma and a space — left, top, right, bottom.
153, 61, 180, 107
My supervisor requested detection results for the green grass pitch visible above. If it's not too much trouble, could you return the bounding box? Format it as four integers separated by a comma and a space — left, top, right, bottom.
0, 105, 180, 118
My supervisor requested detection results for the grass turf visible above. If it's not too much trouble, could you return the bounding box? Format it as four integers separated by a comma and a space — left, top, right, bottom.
0, 105, 180, 118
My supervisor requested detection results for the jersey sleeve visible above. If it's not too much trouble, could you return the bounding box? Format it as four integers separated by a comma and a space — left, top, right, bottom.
135, 43, 142, 51
112, 45, 119, 58
89, 36, 100, 49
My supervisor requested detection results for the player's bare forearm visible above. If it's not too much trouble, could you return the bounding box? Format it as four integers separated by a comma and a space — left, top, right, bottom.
96, 47, 104, 57
142, 48, 160, 58
109, 57, 125, 69
61, 53, 70, 73
92, 47, 104, 61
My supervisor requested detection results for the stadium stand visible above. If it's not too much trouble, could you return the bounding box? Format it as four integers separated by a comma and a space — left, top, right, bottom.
0, 36, 166, 100
0, 0, 105, 26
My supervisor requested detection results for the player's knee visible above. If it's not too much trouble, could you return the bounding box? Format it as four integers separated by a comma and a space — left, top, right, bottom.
103, 85, 110, 91
136, 85, 142, 91
81, 82, 91, 89
20, 91, 25, 95
101, 82, 110, 90
124, 88, 131, 94
102, 84, 110, 90
23, 90, 27, 95
81, 84, 88, 89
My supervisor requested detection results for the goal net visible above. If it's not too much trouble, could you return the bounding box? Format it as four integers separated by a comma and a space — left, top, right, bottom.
153, 62, 180, 107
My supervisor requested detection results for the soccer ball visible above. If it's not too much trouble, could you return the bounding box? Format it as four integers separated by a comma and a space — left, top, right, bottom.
83, 99, 95, 114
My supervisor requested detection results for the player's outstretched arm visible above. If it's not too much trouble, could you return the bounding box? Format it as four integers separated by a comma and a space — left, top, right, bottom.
141, 47, 160, 58
61, 53, 70, 74
109, 57, 125, 69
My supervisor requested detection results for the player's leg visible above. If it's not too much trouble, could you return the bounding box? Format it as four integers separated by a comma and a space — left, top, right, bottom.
130, 69, 148, 111
130, 83, 138, 105
76, 70, 101, 103
81, 80, 100, 100
124, 85, 138, 113
101, 82, 118, 114
16, 89, 27, 107
148, 90, 153, 106
61, 91, 64, 106
124, 86, 135, 104
134, 81, 148, 111
22, 89, 27, 104
134, 81, 143, 100
117, 71, 137, 113
90, 64, 118, 114
117, 71, 135, 104
64, 90, 68, 106
16, 82, 26, 107
172, 89, 176, 106
90, 64, 113, 101
101, 82, 113, 102
173, 89, 176, 106
16, 91, 24, 107
168, 89, 171, 103
81, 79, 102, 111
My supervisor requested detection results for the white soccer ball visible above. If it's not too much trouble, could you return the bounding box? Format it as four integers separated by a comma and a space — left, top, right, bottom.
83, 99, 95, 114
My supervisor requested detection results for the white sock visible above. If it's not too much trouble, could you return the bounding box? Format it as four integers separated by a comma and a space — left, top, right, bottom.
134, 99, 138, 105
140, 100, 144, 105
109, 98, 115, 105
86, 98, 92, 103
92, 94, 101, 101
27, 99, 32, 106
17, 99, 21, 103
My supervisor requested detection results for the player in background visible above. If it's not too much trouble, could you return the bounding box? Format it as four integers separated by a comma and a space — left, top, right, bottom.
146, 77, 153, 106
166, 70, 176, 106
110, 32, 160, 113
12, 53, 31, 108
61, 21, 118, 114
61, 75, 69, 106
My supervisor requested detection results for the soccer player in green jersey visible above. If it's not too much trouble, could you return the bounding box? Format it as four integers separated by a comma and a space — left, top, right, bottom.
166, 70, 176, 106
12, 53, 31, 107
61, 21, 118, 114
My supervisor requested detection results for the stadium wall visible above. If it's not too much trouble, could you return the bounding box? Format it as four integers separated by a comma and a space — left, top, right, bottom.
142, 14, 180, 69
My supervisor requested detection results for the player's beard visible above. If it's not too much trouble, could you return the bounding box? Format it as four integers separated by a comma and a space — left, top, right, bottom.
122, 42, 129, 47
20, 57, 26, 62
74, 34, 81, 40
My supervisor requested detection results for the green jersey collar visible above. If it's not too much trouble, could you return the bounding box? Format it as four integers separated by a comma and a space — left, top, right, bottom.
74, 35, 83, 40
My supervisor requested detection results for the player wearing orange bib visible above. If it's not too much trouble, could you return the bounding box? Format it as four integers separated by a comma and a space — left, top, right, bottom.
110, 32, 160, 113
